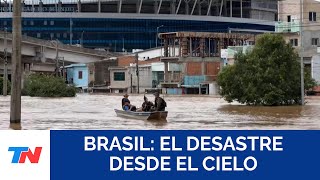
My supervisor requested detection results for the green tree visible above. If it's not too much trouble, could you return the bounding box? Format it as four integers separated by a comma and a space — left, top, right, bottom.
23, 74, 77, 97
217, 33, 316, 106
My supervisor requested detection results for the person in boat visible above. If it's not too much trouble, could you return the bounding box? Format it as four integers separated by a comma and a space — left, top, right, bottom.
141, 95, 154, 112
152, 92, 167, 111
122, 94, 137, 111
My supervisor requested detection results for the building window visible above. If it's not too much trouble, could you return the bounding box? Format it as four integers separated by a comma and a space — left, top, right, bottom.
309, 12, 317, 22
63, 33, 67, 38
57, 33, 61, 38
287, 15, 291, 22
312, 38, 319, 46
290, 39, 298, 46
4, 21, 7, 26
78, 71, 83, 79
114, 72, 125, 81
23, 21, 27, 26
50, 33, 54, 39
37, 33, 41, 38
44, 20, 47, 25
30, 20, 34, 26
50, 21, 54, 25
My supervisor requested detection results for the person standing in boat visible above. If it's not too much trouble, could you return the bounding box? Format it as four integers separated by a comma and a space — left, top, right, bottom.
152, 92, 167, 111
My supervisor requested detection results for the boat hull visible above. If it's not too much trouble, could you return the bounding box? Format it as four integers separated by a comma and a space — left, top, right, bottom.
114, 109, 168, 121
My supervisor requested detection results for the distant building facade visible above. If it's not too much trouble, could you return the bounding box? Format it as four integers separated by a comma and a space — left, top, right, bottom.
0, 0, 277, 51
160, 32, 255, 95
276, 0, 320, 82
65, 64, 93, 90
109, 64, 155, 94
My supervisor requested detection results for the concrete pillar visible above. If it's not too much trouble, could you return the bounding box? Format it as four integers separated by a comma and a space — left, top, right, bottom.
200, 38, 205, 57
182, 37, 188, 57
118, 0, 122, 13
154, 0, 158, 14
136, 0, 140, 13
24, 63, 30, 73
198, 1, 201, 15
215, 5, 220, 16
77, 0, 81, 12
185, 1, 189, 15
230, 0, 232, 17
170, 1, 176, 14
164, 62, 169, 82
223, 0, 227, 16
171, 65, 174, 82
58, 0, 62, 12
189, 38, 192, 56
39, 0, 43, 12
201, 61, 205, 75
98, 0, 101, 13
164, 38, 169, 57
209, 82, 219, 95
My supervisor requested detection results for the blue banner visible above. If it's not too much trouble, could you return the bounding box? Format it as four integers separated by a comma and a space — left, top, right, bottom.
50, 130, 320, 180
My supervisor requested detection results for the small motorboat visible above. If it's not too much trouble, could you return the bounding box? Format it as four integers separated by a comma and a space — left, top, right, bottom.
114, 109, 168, 121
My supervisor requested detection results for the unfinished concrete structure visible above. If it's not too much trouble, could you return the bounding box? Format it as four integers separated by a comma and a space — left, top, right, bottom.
159, 31, 255, 94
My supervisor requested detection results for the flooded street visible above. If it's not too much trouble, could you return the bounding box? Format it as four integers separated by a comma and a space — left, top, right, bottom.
0, 94, 319, 130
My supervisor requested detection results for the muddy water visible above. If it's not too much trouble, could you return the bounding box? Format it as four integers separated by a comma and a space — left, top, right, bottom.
0, 94, 319, 130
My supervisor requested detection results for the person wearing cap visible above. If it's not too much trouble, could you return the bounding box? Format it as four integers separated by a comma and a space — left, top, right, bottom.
152, 92, 167, 111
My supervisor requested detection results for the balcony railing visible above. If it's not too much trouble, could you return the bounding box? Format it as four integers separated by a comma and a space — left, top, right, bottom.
275, 21, 300, 33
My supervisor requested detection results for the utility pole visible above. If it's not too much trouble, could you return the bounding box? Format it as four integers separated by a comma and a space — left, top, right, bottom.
300, 0, 305, 105
135, 53, 139, 94
55, 40, 59, 76
3, 28, 8, 96
69, 17, 73, 45
10, 0, 22, 123
130, 74, 133, 93
62, 57, 65, 79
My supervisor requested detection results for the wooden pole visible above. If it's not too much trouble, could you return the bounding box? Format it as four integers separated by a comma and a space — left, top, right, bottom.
55, 40, 59, 76
300, 0, 305, 105
10, 0, 22, 123
3, 28, 8, 96
135, 53, 139, 94
130, 73, 133, 93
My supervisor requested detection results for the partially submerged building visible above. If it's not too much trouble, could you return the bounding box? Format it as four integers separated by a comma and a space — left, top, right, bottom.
109, 64, 153, 94
65, 63, 94, 90
276, 0, 320, 82
159, 31, 255, 95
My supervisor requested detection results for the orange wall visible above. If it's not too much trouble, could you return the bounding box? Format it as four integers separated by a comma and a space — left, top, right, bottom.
186, 62, 202, 75
206, 62, 220, 76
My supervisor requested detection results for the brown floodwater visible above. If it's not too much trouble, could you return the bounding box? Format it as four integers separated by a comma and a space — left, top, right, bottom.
0, 94, 319, 130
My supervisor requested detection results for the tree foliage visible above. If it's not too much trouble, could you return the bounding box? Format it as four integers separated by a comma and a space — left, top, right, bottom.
23, 74, 77, 97
217, 34, 317, 106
